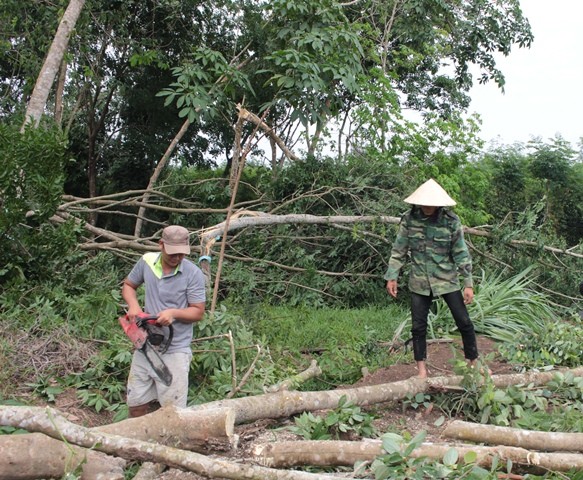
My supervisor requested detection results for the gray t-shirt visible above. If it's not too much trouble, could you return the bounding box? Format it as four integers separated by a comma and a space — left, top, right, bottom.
127, 252, 206, 354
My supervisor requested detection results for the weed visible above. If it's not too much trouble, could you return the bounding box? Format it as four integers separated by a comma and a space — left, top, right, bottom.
289, 395, 377, 440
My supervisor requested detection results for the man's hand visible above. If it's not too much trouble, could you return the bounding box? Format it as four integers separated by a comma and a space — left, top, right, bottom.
463, 287, 474, 305
386, 280, 398, 298
156, 309, 176, 326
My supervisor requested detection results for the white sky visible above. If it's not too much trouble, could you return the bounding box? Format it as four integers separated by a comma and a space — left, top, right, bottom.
467, 0, 583, 147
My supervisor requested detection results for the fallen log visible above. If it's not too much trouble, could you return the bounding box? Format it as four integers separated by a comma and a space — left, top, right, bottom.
0, 405, 235, 480
0, 406, 356, 480
265, 360, 322, 393
443, 420, 583, 452
191, 367, 583, 425
252, 439, 583, 473
0, 434, 126, 480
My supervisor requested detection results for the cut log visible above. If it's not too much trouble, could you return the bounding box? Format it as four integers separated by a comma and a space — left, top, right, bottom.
0, 405, 235, 480
252, 440, 583, 473
0, 433, 126, 480
0, 406, 356, 480
132, 462, 166, 479
191, 367, 583, 425
443, 420, 583, 452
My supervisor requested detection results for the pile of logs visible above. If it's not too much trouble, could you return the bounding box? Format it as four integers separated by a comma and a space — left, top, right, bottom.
1, 367, 582, 479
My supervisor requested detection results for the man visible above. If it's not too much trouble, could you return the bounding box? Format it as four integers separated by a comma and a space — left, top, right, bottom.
122, 225, 206, 417
384, 179, 479, 378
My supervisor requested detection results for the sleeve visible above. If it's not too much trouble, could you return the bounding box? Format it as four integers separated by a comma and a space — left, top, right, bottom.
450, 219, 473, 288
187, 266, 207, 304
126, 256, 146, 287
383, 216, 410, 281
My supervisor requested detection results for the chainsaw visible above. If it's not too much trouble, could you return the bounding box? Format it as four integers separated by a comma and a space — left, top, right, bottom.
119, 312, 174, 386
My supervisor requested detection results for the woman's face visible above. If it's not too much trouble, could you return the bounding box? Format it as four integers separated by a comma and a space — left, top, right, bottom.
420, 205, 437, 216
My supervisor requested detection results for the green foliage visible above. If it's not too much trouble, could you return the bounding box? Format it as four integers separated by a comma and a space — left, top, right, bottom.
402, 392, 431, 412
0, 121, 69, 283
189, 307, 279, 402
289, 395, 376, 440
435, 358, 583, 433
157, 47, 254, 124
499, 320, 583, 370
425, 268, 556, 345
243, 304, 407, 385
370, 430, 502, 479
67, 339, 132, 416
26, 377, 64, 403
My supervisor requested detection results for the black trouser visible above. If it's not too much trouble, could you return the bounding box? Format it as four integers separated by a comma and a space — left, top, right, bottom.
410, 290, 478, 361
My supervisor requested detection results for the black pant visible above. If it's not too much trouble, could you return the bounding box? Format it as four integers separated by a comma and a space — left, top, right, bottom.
410, 290, 478, 361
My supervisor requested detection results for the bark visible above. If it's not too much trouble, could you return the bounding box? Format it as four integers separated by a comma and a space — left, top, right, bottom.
443, 420, 583, 452
0, 406, 355, 480
133, 118, 191, 237
22, 0, 85, 130
252, 439, 583, 473
238, 106, 299, 161
0, 433, 126, 480
190, 367, 583, 425
0, 405, 235, 479
132, 462, 166, 480
265, 360, 322, 393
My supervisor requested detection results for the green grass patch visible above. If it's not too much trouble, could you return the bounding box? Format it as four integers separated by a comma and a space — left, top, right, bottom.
239, 303, 410, 386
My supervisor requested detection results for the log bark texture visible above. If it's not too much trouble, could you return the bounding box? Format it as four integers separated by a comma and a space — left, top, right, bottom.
191, 367, 583, 425
0, 406, 356, 480
253, 440, 583, 473
443, 420, 583, 452
0, 405, 235, 479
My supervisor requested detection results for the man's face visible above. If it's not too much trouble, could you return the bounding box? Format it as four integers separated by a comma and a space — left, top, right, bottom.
160, 243, 186, 268
420, 205, 437, 216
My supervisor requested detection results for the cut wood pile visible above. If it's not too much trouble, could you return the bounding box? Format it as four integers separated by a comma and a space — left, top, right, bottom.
1, 367, 583, 480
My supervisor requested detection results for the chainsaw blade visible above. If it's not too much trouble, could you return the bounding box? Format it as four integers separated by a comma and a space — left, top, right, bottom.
141, 342, 173, 387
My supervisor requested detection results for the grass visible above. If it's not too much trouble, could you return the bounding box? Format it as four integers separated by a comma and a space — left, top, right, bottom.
244, 304, 408, 352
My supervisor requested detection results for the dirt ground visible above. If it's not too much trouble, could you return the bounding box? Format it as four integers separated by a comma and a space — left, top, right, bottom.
50, 335, 514, 479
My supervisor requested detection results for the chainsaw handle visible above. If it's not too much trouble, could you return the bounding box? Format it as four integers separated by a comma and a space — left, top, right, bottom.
134, 313, 159, 326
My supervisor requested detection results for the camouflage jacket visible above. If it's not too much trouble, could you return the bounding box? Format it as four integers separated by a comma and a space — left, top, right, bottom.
384, 207, 473, 296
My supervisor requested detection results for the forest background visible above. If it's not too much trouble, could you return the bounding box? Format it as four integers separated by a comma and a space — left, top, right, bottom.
1, 0, 583, 457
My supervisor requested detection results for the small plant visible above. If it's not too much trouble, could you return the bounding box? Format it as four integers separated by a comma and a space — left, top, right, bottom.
499, 321, 583, 370
26, 376, 64, 403
370, 431, 504, 479
402, 392, 432, 412
289, 395, 377, 440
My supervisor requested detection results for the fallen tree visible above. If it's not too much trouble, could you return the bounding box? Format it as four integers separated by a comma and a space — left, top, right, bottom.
0, 406, 355, 480
190, 367, 583, 424
3, 367, 583, 479
0, 405, 235, 480
443, 420, 583, 452
252, 439, 583, 473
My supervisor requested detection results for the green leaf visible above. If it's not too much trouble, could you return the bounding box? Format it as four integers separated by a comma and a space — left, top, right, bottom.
442, 447, 459, 466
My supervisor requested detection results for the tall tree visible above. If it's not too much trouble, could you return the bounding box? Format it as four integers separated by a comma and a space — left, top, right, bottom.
21, 0, 85, 130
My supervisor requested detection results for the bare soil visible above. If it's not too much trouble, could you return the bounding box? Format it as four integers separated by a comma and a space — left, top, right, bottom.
48, 335, 514, 479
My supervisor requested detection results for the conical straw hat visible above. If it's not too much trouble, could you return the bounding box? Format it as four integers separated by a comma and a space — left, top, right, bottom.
403, 178, 456, 206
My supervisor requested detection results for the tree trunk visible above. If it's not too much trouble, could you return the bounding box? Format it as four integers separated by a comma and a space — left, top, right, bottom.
22, 0, 85, 130
0, 432, 126, 480
190, 367, 583, 425
0, 405, 235, 479
252, 439, 583, 473
134, 118, 191, 237
264, 360, 322, 393
443, 420, 583, 452
0, 406, 355, 480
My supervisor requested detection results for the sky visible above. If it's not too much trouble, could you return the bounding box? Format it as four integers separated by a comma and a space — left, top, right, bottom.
467, 0, 583, 147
